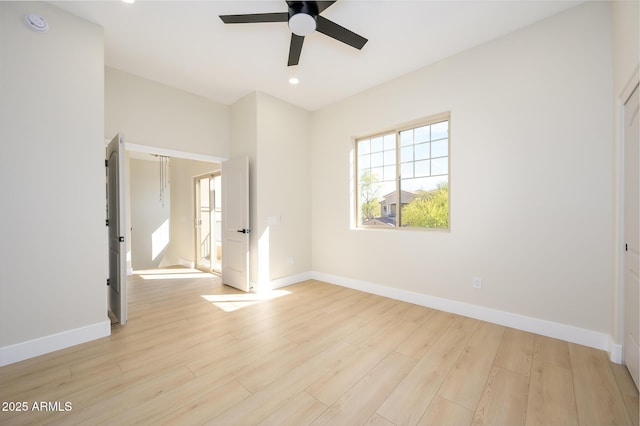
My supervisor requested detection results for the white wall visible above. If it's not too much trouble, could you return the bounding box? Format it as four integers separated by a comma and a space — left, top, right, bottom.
256, 93, 312, 284
0, 2, 107, 362
229, 92, 312, 289
105, 67, 230, 158
612, 1, 639, 95
311, 3, 613, 337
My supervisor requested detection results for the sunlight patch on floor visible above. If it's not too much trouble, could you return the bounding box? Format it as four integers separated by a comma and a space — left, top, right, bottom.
133, 268, 215, 280
201, 289, 291, 312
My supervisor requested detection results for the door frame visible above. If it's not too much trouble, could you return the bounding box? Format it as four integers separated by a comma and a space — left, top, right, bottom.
615, 68, 640, 365
108, 141, 225, 318
194, 171, 222, 274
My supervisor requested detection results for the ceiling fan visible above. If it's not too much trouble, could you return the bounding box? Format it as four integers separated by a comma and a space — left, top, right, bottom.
219, 1, 368, 66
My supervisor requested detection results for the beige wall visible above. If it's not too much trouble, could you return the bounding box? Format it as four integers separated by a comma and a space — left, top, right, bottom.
105, 67, 231, 158
0, 2, 107, 351
256, 93, 312, 283
229, 92, 312, 289
129, 158, 172, 270
310, 2, 613, 333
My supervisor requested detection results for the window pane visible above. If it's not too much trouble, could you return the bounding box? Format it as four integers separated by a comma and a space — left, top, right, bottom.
431, 157, 448, 175
371, 152, 383, 167
414, 143, 430, 161
401, 162, 413, 179
358, 139, 371, 154
371, 136, 383, 152
400, 176, 448, 229
414, 160, 430, 177
383, 134, 395, 150
400, 130, 413, 146
371, 167, 384, 181
383, 149, 396, 165
431, 139, 448, 157
383, 165, 395, 181
432, 121, 448, 140
415, 126, 429, 143
401, 146, 413, 163
359, 154, 370, 168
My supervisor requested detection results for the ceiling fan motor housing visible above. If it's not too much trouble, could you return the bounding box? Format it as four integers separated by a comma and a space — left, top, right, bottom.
288, 1, 318, 36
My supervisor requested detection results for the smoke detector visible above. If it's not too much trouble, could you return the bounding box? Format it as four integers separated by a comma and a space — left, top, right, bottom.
25, 13, 49, 33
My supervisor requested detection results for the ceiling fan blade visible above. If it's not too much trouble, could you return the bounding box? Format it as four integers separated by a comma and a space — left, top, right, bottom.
288, 34, 305, 66
219, 12, 288, 24
316, 15, 367, 50
316, 1, 337, 13
285, 1, 336, 14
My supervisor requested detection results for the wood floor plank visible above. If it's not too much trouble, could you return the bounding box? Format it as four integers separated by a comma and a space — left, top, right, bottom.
438, 321, 505, 410
494, 328, 534, 376
52, 366, 196, 425
376, 316, 479, 425
472, 366, 529, 426
256, 391, 327, 426
155, 379, 251, 424
610, 362, 640, 426
532, 334, 571, 370
310, 351, 416, 425
418, 395, 474, 426
206, 341, 360, 425
525, 362, 578, 426
569, 343, 633, 426
395, 309, 456, 360
306, 319, 419, 405
364, 413, 396, 426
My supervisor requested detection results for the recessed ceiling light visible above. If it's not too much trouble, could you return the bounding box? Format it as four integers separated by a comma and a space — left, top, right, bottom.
122, 0, 135, 4
289, 77, 300, 85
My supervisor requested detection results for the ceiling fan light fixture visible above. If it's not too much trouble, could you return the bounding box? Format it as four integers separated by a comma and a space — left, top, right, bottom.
288, 13, 316, 36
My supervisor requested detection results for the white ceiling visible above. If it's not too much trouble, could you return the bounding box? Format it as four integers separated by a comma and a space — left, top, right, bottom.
50, 0, 580, 111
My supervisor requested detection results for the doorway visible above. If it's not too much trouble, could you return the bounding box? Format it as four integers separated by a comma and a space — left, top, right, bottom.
195, 173, 222, 274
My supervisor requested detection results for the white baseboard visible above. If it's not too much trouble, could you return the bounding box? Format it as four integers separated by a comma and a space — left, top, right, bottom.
310, 271, 617, 361
0, 320, 111, 367
609, 335, 623, 364
255, 271, 314, 293
179, 258, 195, 269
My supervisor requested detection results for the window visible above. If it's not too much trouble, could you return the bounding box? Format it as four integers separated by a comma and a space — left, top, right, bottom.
356, 114, 449, 229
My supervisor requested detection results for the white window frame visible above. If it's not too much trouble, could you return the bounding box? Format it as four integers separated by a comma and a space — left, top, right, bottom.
354, 112, 451, 230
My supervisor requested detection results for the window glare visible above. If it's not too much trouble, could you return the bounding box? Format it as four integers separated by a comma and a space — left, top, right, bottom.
359, 139, 371, 154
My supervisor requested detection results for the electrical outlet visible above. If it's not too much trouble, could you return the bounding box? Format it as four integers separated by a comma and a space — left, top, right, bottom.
472, 276, 482, 289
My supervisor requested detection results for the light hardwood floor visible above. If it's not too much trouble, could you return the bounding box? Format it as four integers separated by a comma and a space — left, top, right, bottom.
1, 269, 638, 425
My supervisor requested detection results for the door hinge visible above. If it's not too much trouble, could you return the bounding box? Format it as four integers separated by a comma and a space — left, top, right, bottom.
625, 243, 628, 252
105, 159, 108, 167
107, 278, 110, 286
119, 236, 124, 242
106, 219, 109, 226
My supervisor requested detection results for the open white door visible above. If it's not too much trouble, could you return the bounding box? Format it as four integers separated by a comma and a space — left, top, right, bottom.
107, 134, 127, 324
624, 85, 639, 389
221, 156, 250, 292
